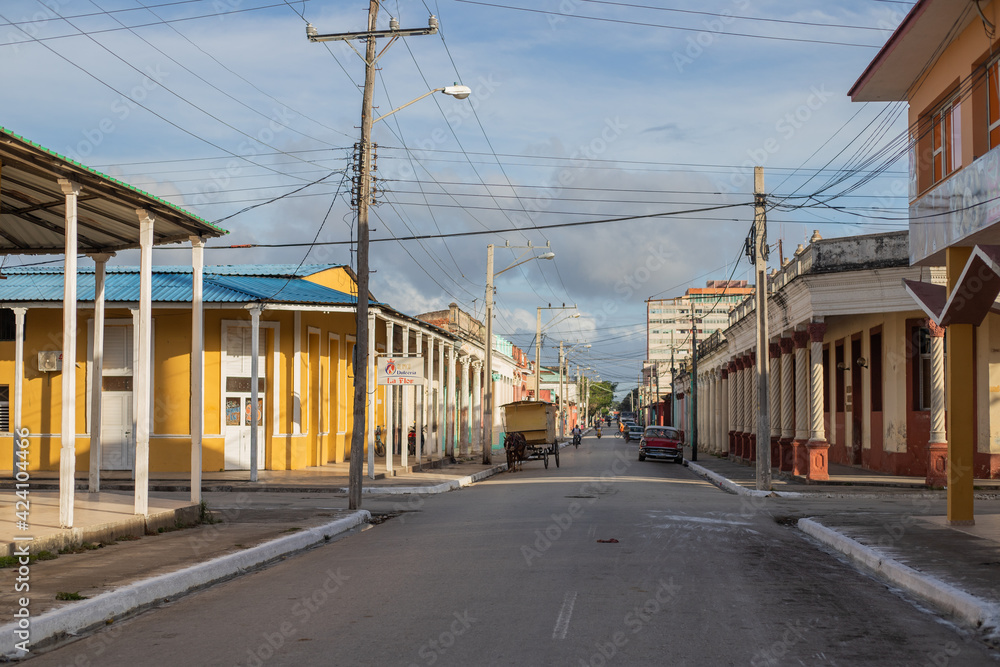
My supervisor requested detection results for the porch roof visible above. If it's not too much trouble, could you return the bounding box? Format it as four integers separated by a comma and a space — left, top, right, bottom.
0, 126, 227, 254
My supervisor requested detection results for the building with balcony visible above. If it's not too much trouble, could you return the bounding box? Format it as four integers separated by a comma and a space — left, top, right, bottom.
850, 0, 1000, 521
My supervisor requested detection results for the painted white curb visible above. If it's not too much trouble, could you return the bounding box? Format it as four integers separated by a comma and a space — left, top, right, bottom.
686, 460, 802, 498
1, 511, 370, 657
331, 463, 508, 495
798, 518, 1000, 639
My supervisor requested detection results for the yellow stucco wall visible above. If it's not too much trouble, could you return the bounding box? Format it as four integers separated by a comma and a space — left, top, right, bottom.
0, 304, 368, 472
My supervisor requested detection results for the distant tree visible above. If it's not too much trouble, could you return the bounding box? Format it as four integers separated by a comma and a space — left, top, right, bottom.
588, 381, 617, 415
618, 387, 639, 413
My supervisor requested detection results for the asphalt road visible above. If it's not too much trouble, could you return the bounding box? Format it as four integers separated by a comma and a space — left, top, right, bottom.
26, 434, 1000, 666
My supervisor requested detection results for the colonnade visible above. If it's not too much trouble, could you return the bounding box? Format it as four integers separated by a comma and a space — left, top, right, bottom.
686, 321, 832, 480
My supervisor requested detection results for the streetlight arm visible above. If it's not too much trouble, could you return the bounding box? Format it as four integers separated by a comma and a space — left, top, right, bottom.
494, 251, 555, 278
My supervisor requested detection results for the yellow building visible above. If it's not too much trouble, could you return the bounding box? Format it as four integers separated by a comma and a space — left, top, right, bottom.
0, 263, 461, 475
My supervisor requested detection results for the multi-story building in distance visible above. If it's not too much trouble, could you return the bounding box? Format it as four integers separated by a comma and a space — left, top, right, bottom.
645, 280, 754, 397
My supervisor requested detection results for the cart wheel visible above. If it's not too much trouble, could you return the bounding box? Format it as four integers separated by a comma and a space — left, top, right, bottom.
555, 444, 560, 468
544, 452, 549, 469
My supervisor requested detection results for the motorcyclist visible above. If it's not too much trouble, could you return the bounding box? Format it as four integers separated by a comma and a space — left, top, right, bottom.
572, 424, 582, 445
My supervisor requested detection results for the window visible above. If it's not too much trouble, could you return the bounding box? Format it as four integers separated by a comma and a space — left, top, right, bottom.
930, 94, 961, 184
0, 385, 8, 432
870, 330, 883, 412
0, 309, 14, 342
989, 56, 1000, 149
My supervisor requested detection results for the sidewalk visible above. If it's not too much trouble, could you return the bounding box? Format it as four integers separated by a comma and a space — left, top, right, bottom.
0, 458, 507, 657
686, 450, 1000, 645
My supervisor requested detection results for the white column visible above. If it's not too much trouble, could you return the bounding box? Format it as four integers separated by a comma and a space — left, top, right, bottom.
929, 323, 946, 443
12, 308, 26, 472
189, 238, 205, 503
89, 253, 112, 493
58, 179, 81, 528
416, 331, 425, 466
769, 342, 780, 464
426, 334, 435, 456
134, 208, 154, 517
718, 369, 728, 455
459, 356, 470, 455
438, 339, 445, 458
472, 360, 483, 454
780, 339, 795, 443
384, 320, 394, 475
808, 323, 827, 442
367, 312, 377, 476
401, 326, 410, 469
249, 305, 262, 482
447, 346, 456, 457
293, 311, 302, 435
794, 331, 810, 443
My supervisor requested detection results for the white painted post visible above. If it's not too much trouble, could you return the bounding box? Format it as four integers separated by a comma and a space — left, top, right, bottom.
472, 359, 483, 454
12, 308, 26, 474
401, 325, 410, 469
249, 305, 262, 482
58, 178, 81, 528
438, 339, 445, 458
447, 345, 455, 457
367, 312, 376, 476
89, 253, 112, 493
134, 208, 154, 517
384, 320, 394, 475
190, 237, 205, 503
416, 331, 424, 466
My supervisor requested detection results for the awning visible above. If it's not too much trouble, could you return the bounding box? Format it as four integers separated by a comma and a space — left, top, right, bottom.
903, 245, 1000, 326
0, 126, 226, 254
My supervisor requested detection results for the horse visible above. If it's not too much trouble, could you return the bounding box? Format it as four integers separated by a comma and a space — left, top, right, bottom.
504, 432, 528, 472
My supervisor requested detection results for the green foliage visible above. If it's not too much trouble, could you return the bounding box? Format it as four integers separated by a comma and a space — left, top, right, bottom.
588, 381, 618, 415
56, 591, 88, 601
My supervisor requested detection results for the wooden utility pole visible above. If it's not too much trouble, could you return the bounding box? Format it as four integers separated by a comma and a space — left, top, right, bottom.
753, 166, 772, 491
308, 5, 440, 509
346, 1, 379, 510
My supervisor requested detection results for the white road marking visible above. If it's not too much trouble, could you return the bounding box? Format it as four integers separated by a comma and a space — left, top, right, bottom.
552, 591, 578, 640
654, 515, 752, 526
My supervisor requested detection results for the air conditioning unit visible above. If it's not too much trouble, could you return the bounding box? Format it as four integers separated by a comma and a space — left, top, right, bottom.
38, 351, 63, 372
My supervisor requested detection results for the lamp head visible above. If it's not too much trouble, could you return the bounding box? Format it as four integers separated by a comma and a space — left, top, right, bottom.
442, 85, 472, 99
538, 252, 556, 260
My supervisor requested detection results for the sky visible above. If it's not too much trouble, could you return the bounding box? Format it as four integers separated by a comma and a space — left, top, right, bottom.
0, 0, 915, 399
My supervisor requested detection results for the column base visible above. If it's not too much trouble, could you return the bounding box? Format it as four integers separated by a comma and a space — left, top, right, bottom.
806, 439, 830, 481
748, 434, 757, 463
728, 430, 736, 455
791, 439, 808, 476
770, 435, 780, 469
778, 437, 794, 472
926, 441, 948, 488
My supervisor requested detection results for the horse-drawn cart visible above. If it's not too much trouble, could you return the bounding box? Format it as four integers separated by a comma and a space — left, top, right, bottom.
501, 401, 559, 469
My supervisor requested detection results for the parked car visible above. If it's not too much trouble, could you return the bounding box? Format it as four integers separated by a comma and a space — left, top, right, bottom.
638, 426, 684, 463
625, 424, 644, 442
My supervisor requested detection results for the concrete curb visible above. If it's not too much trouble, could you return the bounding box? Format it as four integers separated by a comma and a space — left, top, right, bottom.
798, 518, 1000, 640
329, 462, 508, 495
0, 511, 370, 658
685, 460, 803, 498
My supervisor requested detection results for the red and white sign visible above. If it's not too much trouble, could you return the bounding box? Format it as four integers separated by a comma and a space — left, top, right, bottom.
377, 356, 424, 385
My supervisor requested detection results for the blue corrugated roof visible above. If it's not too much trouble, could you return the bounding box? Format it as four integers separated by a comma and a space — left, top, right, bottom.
0, 265, 360, 306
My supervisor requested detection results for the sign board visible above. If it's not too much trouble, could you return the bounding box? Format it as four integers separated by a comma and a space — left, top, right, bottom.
377, 356, 425, 385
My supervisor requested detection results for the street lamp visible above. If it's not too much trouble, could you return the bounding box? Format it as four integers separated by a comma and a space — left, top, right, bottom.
484, 243, 555, 464
559, 341, 590, 438
535, 306, 578, 398
306, 8, 468, 509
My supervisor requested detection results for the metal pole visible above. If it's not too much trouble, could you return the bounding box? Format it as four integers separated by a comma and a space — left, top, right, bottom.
559, 341, 565, 438
535, 307, 542, 399
754, 166, 771, 490
483, 244, 494, 464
